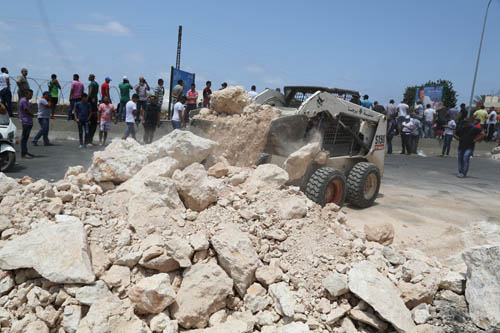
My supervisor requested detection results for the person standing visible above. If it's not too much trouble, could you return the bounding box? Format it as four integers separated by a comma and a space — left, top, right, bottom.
154, 79, 165, 108
361, 95, 373, 109
101, 77, 111, 102
441, 114, 456, 157
448, 104, 458, 121
142, 95, 160, 144
454, 119, 485, 178
413, 101, 424, 137
457, 103, 468, 131
386, 113, 397, 154
171, 79, 184, 104
423, 104, 436, 138
32, 91, 53, 146
172, 96, 185, 129
97, 96, 116, 146
135, 77, 150, 123
185, 83, 198, 124
68, 74, 84, 120
123, 94, 139, 140
401, 115, 413, 155
203, 81, 212, 107
47, 74, 61, 119
372, 101, 385, 114
385, 99, 397, 119
118, 76, 132, 121
74, 93, 91, 148
410, 115, 421, 154
220, 82, 228, 90
473, 107, 488, 130
87, 74, 99, 146
486, 107, 497, 142
18, 89, 34, 158
396, 100, 409, 130
249, 85, 258, 98
16, 68, 30, 102
0, 67, 12, 117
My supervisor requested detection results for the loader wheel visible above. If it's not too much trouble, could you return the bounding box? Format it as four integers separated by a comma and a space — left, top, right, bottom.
305, 167, 346, 207
346, 162, 381, 208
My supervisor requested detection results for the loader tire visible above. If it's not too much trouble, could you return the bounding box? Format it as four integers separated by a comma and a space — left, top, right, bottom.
305, 167, 346, 207
346, 162, 380, 208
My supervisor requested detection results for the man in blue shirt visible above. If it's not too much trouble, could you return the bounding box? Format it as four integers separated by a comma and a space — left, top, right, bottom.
74, 93, 90, 148
361, 95, 373, 109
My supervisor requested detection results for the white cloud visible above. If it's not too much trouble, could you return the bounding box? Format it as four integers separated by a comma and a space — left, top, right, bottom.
245, 65, 264, 73
75, 21, 131, 35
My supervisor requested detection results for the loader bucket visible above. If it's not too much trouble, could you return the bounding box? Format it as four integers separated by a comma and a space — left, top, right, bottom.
263, 115, 309, 157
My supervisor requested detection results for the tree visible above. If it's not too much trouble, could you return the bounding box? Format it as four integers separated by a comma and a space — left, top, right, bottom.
403, 79, 457, 109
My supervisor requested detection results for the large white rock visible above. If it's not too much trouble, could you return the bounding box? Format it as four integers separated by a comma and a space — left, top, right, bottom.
245, 164, 289, 190
173, 163, 218, 212
151, 130, 217, 168
283, 142, 321, 181
61, 305, 82, 333
322, 272, 349, 297
89, 139, 152, 183
462, 245, 500, 330
278, 196, 308, 220
118, 157, 180, 194
164, 237, 194, 268
348, 261, 416, 333
76, 280, 113, 305
439, 270, 466, 295
269, 282, 295, 317
0, 221, 94, 284
211, 225, 262, 297
0, 172, 20, 198
364, 222, 395, 246
210, 86, 251, 114
276, 322, 310, 333
129, 273, 176, 314
171, 262, 233, 329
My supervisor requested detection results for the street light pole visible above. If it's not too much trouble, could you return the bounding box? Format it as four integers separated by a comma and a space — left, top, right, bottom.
468, 0, 493, 116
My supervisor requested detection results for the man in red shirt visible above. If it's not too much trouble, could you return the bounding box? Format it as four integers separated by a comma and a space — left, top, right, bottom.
101, 77, 111, 102
185, 83, 198, 124
203, 81, 212, 108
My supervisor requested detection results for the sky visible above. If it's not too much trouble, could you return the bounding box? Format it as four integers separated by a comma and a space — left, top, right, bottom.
1, 0, 500, 105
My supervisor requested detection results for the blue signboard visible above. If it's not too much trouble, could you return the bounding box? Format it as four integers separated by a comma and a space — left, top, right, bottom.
172, 68, 195, 95
415, 86, 443, 109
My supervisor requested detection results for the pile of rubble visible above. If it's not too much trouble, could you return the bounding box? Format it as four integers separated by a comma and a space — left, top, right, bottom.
1, 129, 499, 332
193, 86, 280, 167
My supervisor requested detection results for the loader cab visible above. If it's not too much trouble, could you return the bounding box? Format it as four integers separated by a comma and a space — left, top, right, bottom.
283, 86, 360, 108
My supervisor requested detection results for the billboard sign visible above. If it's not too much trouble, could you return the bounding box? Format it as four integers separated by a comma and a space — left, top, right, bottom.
172, 68, 195, 95
415, 86, 443, 109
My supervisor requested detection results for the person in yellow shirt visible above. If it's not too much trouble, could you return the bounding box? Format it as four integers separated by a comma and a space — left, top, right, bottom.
473, 108, 488, 129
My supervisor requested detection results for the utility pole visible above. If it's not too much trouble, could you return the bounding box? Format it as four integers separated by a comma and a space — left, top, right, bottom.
176, 25, 182, 70
468, 0, 493, 116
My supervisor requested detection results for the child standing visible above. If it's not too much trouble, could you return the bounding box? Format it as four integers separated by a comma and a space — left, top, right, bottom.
74, 93, 90, 148
142, 95, 160, 144
97, 96, 116, 146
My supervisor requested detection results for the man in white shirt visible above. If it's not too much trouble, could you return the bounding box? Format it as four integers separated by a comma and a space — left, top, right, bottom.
396, 101, 409, 130
385, 99, 397, 119
401, 115, 413, 154
248, 85, 258, 98
486, 107, 498, 142
441, 114, 456, 156
410, 116, 422, 154
0, 67, 12, 117
423, 104, 436, 138
122, 93, 139, 140
172, 96, 186, 129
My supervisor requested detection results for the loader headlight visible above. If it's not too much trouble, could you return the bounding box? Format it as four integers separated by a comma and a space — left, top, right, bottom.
8, 131, 14, 139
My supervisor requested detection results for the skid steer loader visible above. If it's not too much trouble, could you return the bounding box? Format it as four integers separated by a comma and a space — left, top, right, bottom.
191, 86, 386, 208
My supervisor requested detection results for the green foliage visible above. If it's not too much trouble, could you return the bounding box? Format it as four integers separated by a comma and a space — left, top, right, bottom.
403, 79, 457, 109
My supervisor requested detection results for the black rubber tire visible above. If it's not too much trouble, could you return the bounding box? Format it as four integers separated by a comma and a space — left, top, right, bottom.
305, 167, 346, 207
0, 151, 16, 172
346, 162, 381, 208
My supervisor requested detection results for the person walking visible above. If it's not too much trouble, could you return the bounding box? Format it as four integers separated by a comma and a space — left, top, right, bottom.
401, 115, 413, 155
18, 89, 34, 158
97, 96, 116, 146
135, 77, 150, 123
118, 76, 132, 121
142, 95, 160, 144
385, 99, 397, 119
185, 83, 198, 124
16, 68, 30, 102
0, 67, 12, 117
441, 114, 456, 157
87, 74, 99, 146
203, 81, 212, 107
172, 96, 185, 129
154, 78, 165, 109
47, 74, 61, 119
249, 85, 258, 98
386, 113, 397, 154
423, 104, 436, 138
454, 119, 485, 178
32, 91, 53, 146
68, 74, 84, 120
410, 115, 421, 154
486, 107, 497, 142
74, 93, 91, 148
123, 94, 139, 140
